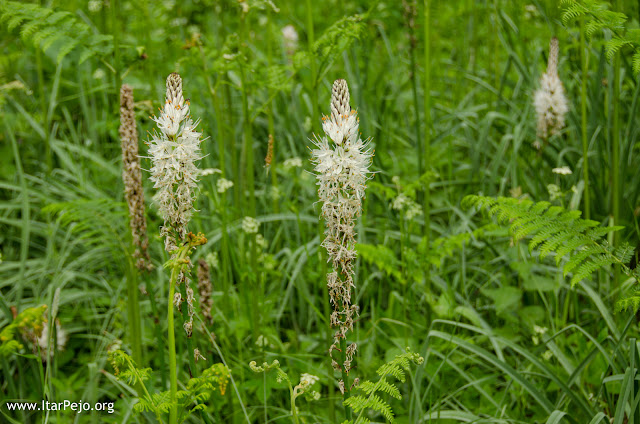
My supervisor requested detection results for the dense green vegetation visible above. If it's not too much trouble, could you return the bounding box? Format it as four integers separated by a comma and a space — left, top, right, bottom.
3, 0, 640, 423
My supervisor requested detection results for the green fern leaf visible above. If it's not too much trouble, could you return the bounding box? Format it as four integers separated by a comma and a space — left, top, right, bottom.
466, 196, 626, 287
0, 1, 113, 63
632, 50, 640, 75
570, 254, 612, 286
605, 38, 632, 61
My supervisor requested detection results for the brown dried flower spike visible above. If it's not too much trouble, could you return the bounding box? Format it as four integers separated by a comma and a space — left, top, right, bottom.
119, 84, 152, 271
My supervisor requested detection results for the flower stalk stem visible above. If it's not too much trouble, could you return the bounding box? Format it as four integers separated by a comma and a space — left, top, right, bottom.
580, 18, 590, 220
340, 337, 352, 420
167, 247, 187, 424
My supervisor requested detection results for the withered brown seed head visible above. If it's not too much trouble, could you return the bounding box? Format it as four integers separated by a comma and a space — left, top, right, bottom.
119, 84, 152, 271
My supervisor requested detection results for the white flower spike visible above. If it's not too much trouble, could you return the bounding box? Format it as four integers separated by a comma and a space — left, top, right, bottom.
311, 79, 373, 374
534, 37, 568, 143
148, 73, 203, 249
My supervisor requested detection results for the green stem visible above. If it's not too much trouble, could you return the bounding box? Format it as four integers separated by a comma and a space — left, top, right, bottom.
423, 0, 431, 244
167, 248, 188, 424
145, 272, 167, 388
125, 257, 143, 365
305, 0, 319, 131
266, 8, 279, 214
422, 0, 432, 328
7, 122, 28, 313
239, 14, 255, 217
177, 288, 212, 424
214, 82, 226, 177
613, 61, 620, 238
340, 338, 352, 421
409, 13, 422, 181
238, 13, 259, 343
290, 388, 300, 424
612, 8, 621, 286
580, 18, 590, 220
110, 0, 121, 94
125, 355, 163, 423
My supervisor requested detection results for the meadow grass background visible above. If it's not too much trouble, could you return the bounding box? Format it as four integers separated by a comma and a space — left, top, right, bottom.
2, 0, 640, 423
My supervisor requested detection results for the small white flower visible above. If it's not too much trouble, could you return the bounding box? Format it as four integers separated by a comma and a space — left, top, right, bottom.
542, 350, 553, 361
108, 339, 122, 353
391, 176, 400, 185
282, 25, 299, 46
322, 111, 359, 146
170, 17, 188, 27
270, 186, 282, 200
93, 68, 105, 80
256, 234, 268, 249
552, 166, 572, 175
547, 184, 562, 201
194, 348, 206, 363
524, 4, 539, 19
206, 252, 219, 270
217, 178, 234, 193
200, 168, 221, 176
405, 203, 422, 220
242, 216, 259, 234
299, 373, 319, 388
283, 157, 303, 170
88, 0, 102, 13
534, 325, 548, 334
392, 194, 410, 211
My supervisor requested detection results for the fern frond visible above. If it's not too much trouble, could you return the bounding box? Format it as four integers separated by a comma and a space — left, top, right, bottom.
346, 350, 423, 423
464, 195, 627, 287
561, 2, 588, 24
293, 14, 368, 75
43, 198, 128, 253
345, 394, 395, 422
605, 37, 633, 61
562, 245, 600, 276
0, 1, 113, 63
0, 340, 22, 357
632, 50, 640, 75
570, 253, 614, 286
616, 293, 640, 312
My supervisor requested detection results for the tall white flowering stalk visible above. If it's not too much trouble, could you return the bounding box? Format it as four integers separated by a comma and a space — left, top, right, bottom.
311, 79, 373, 407
148, 72, 203, 252
534, 37, 568, 145
147, 73, 207, 424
